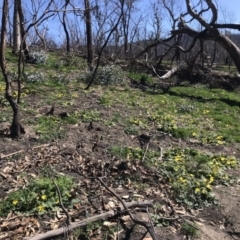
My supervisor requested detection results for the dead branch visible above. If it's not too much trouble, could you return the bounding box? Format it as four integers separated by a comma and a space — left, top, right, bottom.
0, 144, 50, 160
23, 201, 153, 240
151, 64, 178, 79
97, 177, 159, 240
0, 150, 24, 160
52, 180, 71, 225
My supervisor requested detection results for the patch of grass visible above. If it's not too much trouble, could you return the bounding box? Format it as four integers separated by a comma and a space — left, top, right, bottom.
0, 175, 77, 217
109, 146, 160, 162
98, 95, 112, 106
181, 222, 199, 238
74, 110, 101, 123
35, 115, 67, 141
124, 125, 140, 135
129, 72, 154, 85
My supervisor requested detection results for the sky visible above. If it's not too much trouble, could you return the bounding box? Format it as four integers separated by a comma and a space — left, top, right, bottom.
1, 0, 240, 44
217, 0, 240, 23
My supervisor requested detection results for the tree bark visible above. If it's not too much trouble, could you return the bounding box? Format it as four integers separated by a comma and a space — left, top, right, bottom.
172, 25, 240, 73
13, 0, 21, 53
0, 0, 23, 138
84, 0, 93, 68
62, 1, 70, 53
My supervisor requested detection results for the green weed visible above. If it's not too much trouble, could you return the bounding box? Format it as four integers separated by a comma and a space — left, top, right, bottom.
0, 175, 77, 216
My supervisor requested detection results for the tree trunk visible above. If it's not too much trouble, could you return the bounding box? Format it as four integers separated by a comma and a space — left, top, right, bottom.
17, 0, 28, 57
0, 0, 23, 138
84, 0, 93, 68
13, 0, 21, 53
62, 2, 70, 53
218, 33, 240, 73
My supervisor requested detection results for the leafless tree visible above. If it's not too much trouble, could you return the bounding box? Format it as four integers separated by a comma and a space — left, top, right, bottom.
0, 0, 24, 137
139, 0, 240, 74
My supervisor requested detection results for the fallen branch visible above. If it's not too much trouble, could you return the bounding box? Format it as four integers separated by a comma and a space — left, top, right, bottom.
23, 201, 153, 240
0, 144, 50, 160
146, 60, 178, 80
52, 180, 71, 225
155, 65, 178, 79
0, 150, 24, 160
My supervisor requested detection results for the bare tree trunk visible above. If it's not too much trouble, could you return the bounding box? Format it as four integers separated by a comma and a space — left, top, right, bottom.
0, 0, 24, 138
18, 0, 28, 57
84, 0, 93, 68
13, 0, 21, 53
34, 24, 47, 50
218, 33, 240, 73
13, 0, 28, 57
62, 1, 70, 53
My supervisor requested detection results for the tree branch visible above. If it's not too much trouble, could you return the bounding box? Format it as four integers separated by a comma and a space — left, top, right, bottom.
23, 201, 153, 240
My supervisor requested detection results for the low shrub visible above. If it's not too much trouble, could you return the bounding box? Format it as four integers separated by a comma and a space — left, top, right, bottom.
26, 50, 48, 64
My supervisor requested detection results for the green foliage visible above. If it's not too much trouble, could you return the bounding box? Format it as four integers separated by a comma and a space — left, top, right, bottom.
151, 214, 170, 227
83, 65, 124, 86
109, 144, 237, 208
124, 125, 140, 135
73, 221, 116, 239
160, 148, 237, 208
181, 222, 199, 238
55, 52, 87, 69
0, 175, 77, 216
128, 72, 153, 84
35, 115, 68, 141
26, 50, 48, 64
109, 146, 160, 161
75, 110, 100, 123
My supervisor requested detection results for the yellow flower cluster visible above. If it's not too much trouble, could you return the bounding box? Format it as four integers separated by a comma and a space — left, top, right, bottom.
56, 93, 64, 98
203, 110, 210, 114
130, 118, 142, 126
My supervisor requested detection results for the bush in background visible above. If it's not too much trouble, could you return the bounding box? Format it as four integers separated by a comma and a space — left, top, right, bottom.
83, 65, 124, 86
26, 50, 48, 64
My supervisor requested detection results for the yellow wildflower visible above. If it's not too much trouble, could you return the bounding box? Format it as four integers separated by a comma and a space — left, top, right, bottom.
208, 176, 214, 184
12, 200, 18, 205
37, 205, 44, 212
195, 188, 200, 193
179, 177, 187, 183
174, 155, 182, 161
206, 184, 212, 190
192, 132, 197, 137
41, 195, 47, 200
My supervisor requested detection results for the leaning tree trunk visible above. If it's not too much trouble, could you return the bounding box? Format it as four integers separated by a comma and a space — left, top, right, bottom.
218, 33, 240, 73
0, 0, 23, 138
